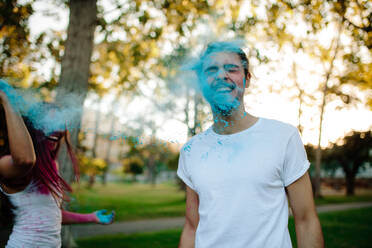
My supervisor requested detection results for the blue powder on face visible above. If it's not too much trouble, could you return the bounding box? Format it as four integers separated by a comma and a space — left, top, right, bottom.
184, 41, 248, 117
203, 84, 241, 115
198, 58, 241, 115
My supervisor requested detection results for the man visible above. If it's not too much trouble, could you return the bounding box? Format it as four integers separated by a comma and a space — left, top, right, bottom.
177, 41, 324, 248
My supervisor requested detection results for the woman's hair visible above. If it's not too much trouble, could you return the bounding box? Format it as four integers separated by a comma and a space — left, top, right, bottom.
0, 106, 15, 227
0, 106, 10, 157
24, 117, 79, 200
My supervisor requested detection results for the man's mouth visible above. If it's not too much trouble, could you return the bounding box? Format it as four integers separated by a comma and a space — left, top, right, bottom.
213, 83, 236, 93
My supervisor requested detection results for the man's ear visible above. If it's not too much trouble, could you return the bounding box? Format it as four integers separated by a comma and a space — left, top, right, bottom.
245, 72, 251, 88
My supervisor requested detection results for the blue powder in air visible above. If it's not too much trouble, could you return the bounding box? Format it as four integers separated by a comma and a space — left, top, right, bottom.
0, 79, 81, 135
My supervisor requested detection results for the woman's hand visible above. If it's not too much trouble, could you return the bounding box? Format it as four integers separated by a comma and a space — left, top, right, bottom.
94, 209, 115, 225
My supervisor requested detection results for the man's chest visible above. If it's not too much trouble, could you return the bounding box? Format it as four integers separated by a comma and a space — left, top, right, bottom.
186, 137, 285, 194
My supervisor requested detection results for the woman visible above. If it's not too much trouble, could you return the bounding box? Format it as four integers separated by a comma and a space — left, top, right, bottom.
0, 86, 114, 248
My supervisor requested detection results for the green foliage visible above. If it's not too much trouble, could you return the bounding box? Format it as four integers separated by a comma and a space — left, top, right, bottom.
322, 130, 372, 195
166, 152, 180, 171
122, 155, 144, 175
269, 0, 372, 108
0, 0, 66, 99
308, 130, 372, 184
122, 135, 178, 174
324, 130, 372, 175
90, 0, 216, 94
79, 155, 108, 177
0, 0, 33, 86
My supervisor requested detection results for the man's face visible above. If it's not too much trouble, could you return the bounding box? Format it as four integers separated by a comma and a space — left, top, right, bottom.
200, 52, 248, 114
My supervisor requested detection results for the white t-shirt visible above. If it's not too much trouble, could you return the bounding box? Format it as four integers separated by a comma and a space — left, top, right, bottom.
177, 117, 310, 248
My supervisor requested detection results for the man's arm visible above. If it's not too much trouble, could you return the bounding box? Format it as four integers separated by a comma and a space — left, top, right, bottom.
286, 172, 324, 248
179, 186, 199, 248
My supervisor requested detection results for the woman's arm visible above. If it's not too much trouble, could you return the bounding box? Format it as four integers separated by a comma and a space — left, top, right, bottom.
0, 91, 36, 179
61, 209, 115, 225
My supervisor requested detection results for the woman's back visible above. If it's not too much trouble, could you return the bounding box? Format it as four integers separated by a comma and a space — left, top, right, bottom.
0, 181, 62, 248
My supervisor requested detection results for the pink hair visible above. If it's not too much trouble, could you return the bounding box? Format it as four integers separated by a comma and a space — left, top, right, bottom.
26, 121, 79, 201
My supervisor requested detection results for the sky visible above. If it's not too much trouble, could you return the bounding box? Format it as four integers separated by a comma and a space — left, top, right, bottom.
26, 0, 372, 147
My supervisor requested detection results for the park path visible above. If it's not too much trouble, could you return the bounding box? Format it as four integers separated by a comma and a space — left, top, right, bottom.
72, 201, 372, 238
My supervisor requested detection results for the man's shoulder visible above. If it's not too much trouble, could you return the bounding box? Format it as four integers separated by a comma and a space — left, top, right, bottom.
180, 128, 212, 154
260, 117, 298, 136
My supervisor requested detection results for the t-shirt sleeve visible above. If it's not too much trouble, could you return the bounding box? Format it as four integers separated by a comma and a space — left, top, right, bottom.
177, 149, 196, 190
282, 130, 310, 187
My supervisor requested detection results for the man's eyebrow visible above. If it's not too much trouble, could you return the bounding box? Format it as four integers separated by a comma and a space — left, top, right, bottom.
224, 64, 240, 69
204, 65, 218, 71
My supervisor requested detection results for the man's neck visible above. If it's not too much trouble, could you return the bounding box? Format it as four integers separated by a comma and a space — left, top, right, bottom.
212, 106, 258, 135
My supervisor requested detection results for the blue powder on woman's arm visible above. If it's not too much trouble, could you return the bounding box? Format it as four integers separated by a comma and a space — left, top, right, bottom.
0, 79, 26, 113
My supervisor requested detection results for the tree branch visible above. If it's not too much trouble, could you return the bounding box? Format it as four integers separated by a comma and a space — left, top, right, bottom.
342, 16, 371, 33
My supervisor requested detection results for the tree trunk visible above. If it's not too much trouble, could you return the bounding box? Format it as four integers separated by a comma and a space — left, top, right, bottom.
345, 172, 355, 196
147, 157, 157, 186
292, 61, 304, 135
314, 24, 342, 198
102, 100, 119, 185
87, 174, 96, 189
192, 92, 202, 135
314, 147, 322, 198
92, 97, 102, 158
185, 83, 192, 137
87, 97, 103, 187
55, 1, 97, 247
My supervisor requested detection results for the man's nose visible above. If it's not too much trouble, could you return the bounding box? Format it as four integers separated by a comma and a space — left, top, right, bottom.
216, 68, 228, 80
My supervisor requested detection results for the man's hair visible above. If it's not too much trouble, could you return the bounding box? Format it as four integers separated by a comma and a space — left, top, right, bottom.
193, 41, 250, 79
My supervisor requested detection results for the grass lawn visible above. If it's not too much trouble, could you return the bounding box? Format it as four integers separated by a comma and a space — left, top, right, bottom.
315, 194, 372, 206
70, 182, 372, 222
77, 207, 372, 248
69, 183, 185, 221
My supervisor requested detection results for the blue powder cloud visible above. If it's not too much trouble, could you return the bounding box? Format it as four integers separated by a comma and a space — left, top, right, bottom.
0, 79, 81, 135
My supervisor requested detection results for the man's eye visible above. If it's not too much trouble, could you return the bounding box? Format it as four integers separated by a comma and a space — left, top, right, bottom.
205, 67, 218, 75
225, 65, 239, 72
